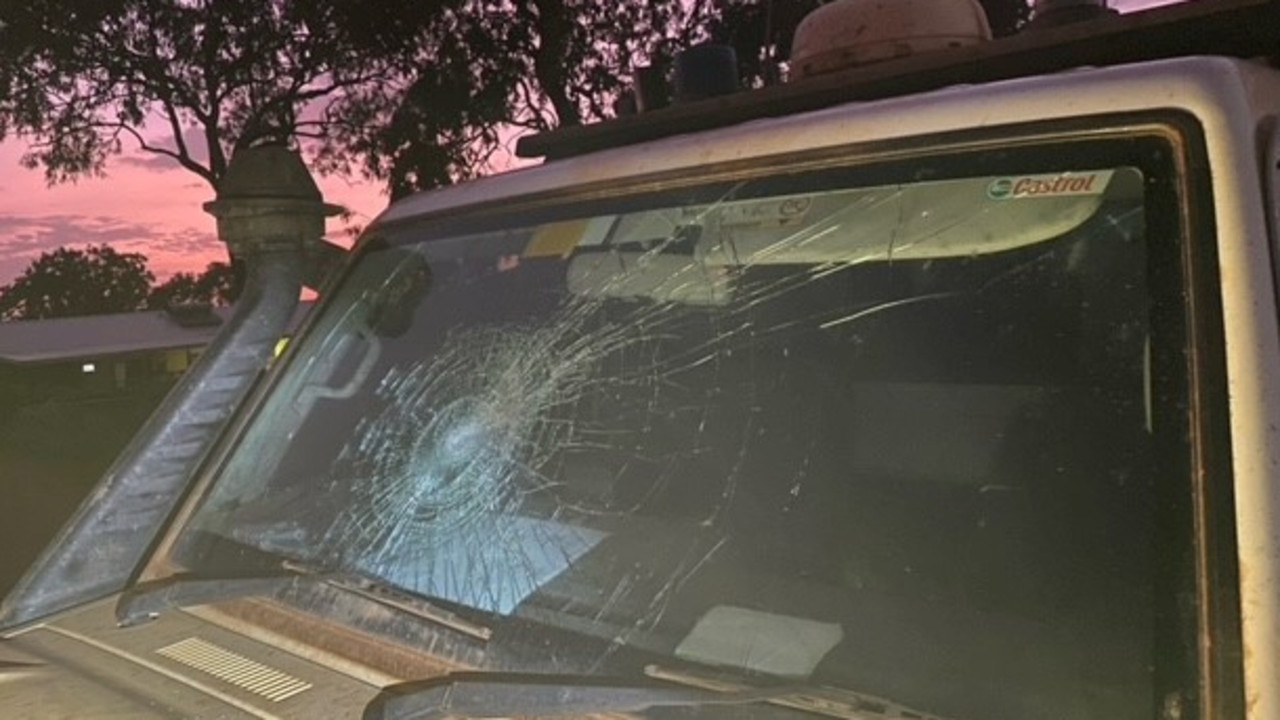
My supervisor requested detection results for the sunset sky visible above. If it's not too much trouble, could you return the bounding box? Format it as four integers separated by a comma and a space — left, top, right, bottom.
0, 0, 1188, 287
0, 138, 386, 285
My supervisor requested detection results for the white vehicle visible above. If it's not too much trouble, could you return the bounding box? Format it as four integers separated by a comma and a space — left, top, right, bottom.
3, 0, 1278, 718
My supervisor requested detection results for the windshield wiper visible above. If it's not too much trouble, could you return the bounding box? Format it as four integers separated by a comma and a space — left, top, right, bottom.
362, 670, 954, 720
363, 671, 794, 720
115, 561, 327, 627
115, 558, 494, 641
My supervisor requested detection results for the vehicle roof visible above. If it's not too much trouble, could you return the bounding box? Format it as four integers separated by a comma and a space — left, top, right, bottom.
373, 53, 1270, 229
518, 0, 1280, 161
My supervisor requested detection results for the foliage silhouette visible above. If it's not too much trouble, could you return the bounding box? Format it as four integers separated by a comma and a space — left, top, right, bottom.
0, 0, 461, 190
320, 0, 694, 199
0, 245, 154, 320
0, 249, 246, 320
147, 261, 241, 309
0, 0, 691, 199
1, 0, 1028, 202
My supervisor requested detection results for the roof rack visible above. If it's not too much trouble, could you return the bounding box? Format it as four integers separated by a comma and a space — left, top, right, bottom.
516, 0, 1280, 161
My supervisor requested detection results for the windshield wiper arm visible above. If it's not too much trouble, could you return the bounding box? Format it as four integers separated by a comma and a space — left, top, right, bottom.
363, 671, 950, 720
115, 559, 492, 642
115, 562, 326, 627
363, 671, 799, 720
323, 574, 492, 641
643, 663, 953, 720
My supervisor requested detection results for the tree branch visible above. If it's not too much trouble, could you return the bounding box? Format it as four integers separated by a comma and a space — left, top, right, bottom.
162, 98, 191, 160
112, 120, 216, 185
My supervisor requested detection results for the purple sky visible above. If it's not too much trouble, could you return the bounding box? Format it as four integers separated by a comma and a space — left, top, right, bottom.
0, 0, 1191, 286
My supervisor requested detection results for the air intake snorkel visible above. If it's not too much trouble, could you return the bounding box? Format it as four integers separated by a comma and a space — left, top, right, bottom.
0, 145, 343, 629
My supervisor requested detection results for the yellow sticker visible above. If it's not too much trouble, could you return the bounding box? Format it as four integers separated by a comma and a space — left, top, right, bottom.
525, 219, 589, 258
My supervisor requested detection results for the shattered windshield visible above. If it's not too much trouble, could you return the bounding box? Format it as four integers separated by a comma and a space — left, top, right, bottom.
170, 156, 1182, 720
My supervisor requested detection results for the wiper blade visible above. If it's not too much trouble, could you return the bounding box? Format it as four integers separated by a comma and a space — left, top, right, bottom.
644, 663, 952, 720
363, 670, 952, 720
115, 563, 325, 627
363, 671, 796, 720
115, 559, 492, 641
323, 574, 492, 641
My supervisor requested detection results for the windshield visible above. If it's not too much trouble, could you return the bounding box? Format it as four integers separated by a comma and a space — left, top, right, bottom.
167, 155, 1181, 720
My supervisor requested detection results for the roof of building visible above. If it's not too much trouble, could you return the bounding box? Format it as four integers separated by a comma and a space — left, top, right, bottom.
0, 302, 315, 364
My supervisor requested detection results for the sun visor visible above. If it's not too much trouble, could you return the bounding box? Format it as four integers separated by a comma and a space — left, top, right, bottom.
702, 170, 1113, 265
563, 170, 1115, 303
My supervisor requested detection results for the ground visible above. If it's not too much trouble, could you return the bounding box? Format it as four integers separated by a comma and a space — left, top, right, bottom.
0, 387, 169, 598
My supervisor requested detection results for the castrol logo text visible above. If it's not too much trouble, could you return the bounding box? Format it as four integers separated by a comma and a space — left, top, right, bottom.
987, 171, 1113, 200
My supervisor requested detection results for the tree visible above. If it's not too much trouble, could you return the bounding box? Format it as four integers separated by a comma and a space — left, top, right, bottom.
701, 0, 824, 87
193, 261, 242, 306
0, 0, 692, 201
146, 272, 203, 310
147, 261, 242, 309
2, 0, 1028, 204
320, 0, 694, 199
0, 0, 463, 301
341, 0, 1033, 198
0, 0, 457, 190
0, 245, 154, 321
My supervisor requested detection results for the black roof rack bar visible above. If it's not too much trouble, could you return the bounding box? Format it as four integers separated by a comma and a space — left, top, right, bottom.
516, 0, 1280, 161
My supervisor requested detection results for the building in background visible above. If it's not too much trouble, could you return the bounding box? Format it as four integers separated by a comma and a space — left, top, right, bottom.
0, 302, 313, 398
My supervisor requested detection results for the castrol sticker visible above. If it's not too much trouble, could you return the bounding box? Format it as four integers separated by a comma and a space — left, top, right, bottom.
986, 170, 1113, 200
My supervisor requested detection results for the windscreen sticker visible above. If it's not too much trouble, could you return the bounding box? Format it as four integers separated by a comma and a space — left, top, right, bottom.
575, 215, 617, 247
986, 170, 1114, 200
674, 605, 844, 677
524, 216, 615, 258
718, 196, 813, 228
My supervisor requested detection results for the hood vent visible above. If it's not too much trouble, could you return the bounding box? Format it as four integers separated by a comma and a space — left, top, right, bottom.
155, 637, 312, 702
